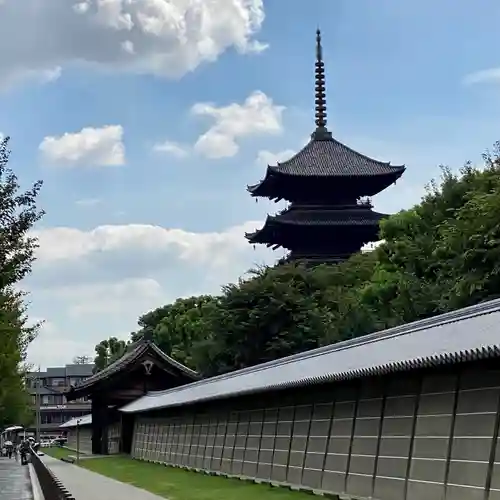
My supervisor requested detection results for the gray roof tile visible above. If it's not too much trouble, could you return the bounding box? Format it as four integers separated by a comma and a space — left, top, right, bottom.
247, 135, 406, 200
60, 414, 92, 428
270, 136, 405, 177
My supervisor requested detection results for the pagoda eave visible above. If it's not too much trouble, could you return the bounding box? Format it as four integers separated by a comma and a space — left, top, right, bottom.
245, 229, 270, 245
247, 167, 405, 200
245, 218, 383, 246
247, 168, 273, 197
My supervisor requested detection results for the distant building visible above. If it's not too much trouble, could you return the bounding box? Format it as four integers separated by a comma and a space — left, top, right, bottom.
26, 363, 94, 437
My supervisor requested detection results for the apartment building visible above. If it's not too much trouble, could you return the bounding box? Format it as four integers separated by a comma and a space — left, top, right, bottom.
26, 363, 94, 438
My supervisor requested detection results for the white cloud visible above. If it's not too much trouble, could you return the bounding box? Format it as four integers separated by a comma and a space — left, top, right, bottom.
27, 319, 93, 369
75, 198, 102, 207
28, 221, 279, 307
0, 66, 62, 91
153, 140, 189, 158
256, 148, 296, 166
32, 221, 268, 268
28, 220, 277, 312
47, 278, 165, 318
39, 125, 125, 166
0, 0, 267, 89
121, 40, 135, 55
25, 278, 176, 369
40, 66, 62, 83
25, 220, 279, 367
192, 91, 285, 158
463, 67, 500, 86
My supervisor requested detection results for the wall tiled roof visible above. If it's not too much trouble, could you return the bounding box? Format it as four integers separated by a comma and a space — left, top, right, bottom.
121, 298, 500, 414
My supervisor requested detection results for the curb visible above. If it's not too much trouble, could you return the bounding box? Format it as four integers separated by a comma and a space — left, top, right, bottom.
28, 463, 44, 500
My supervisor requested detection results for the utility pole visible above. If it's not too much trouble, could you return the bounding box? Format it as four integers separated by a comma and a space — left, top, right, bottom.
76, 418, 81, 464
35, 366, 41, 442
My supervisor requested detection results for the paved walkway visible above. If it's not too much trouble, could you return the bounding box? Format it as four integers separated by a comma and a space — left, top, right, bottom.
0, 457, 33, 500
41, 455, 165, 500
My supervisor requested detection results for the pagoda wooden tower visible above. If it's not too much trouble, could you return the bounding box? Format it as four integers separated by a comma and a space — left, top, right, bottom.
246, 30, 405, 263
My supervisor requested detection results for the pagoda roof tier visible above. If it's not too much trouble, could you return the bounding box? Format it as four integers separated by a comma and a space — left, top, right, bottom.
248, 133, 405, 200
66, 333, 200, 400
287, 252, 351, 264
246, 206, 386, 245
248, 29, 405, 202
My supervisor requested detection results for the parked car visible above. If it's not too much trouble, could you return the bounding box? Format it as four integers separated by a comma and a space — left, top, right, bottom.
39, 440, 52, 447
50, 437, 66, 446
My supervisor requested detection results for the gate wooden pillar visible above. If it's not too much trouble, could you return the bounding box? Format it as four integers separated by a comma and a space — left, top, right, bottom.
91, 397, 109, 455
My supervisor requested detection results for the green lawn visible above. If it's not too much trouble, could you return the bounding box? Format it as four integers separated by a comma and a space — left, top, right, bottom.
42, 446, 76, 460
79, 456, 318, 500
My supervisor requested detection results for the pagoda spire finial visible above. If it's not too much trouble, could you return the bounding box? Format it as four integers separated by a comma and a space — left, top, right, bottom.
313, 28, 331, 140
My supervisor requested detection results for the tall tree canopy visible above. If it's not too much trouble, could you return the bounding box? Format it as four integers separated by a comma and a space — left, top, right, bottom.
376, 144, 500, 315
93, 337, 129, 373
0, 136, 44, 428
192, 254, 377, 376
131, 295, 218, 369
73, 355, 93, 365
93, 142, 500, 378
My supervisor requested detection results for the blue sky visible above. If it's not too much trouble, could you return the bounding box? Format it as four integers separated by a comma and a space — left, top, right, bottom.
0, 0, 499, 368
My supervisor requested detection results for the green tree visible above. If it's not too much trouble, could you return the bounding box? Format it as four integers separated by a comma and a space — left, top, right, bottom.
433, 147, 500, 309
192, 255, 377, 376
0, 294, 35, 428
0, 136, 44, 426
376, 143, 500, 318
0, 137, 44, 290
73, 355, 93, 364
131, 295, 217, 369
93, 296, 217, 372
93, 337, 129, 373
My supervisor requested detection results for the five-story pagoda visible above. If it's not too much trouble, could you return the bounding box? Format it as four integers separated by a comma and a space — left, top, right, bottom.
245, 30, 405, 263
